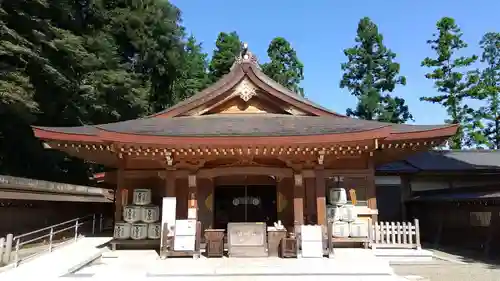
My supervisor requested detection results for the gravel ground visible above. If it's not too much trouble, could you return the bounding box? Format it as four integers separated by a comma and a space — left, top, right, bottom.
394, 262, 500, 281
393, 249, 500, 281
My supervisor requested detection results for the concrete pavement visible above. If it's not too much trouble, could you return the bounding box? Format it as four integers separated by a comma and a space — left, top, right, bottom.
66, 249, 409, 280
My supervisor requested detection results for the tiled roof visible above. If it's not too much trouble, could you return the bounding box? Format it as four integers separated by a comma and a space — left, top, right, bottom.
377, 150, 500, 173
36, 114, 452, 137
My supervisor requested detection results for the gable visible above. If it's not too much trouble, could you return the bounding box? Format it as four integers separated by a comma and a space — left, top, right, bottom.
151, 50, 341, 118
184, 78, 309, 116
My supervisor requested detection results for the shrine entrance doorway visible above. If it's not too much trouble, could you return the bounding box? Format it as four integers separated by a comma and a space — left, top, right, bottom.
213, 185, 277, 229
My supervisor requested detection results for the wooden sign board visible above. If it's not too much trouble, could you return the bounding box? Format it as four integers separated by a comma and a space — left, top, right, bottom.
161, 197, 177, 249
174, 219, 197, 252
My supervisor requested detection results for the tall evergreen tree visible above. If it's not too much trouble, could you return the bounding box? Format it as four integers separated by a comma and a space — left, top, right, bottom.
474, 32, 500, 148
173, 35, 210, 103
340, 17, 412, 123
208, 31, 241, 82
0, 0, 190, 182
420, 17, 478, 149
261, 37, 305, 96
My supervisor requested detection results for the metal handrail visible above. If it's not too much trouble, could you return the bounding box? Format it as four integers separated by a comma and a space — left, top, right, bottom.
13, 214, 94, 241
11, 213, 104, 267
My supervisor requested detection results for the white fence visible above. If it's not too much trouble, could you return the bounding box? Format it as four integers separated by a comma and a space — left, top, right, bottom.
371, 218, 421, 250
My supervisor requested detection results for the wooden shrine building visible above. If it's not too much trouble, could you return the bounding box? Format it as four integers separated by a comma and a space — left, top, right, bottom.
31, 45, 458, 232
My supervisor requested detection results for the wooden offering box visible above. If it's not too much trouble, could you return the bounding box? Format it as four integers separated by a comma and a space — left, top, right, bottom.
205, 229, 225, 257
227, 222, 267, 257
280, 237, 297, 258
268, 229, 287, 257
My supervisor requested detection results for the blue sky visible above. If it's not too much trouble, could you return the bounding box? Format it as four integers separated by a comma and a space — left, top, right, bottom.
171, 0, 499, 125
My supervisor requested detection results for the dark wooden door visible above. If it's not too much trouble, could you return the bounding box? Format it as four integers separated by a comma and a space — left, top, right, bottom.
214, 187, 245, 229
246, 185, 277, 226
213, 185, 277, 229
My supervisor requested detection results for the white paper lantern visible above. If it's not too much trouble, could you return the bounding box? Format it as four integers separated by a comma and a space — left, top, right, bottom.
329, 188, 347, 205
349, 220, 369, 238
133, 189, 152, 205
141, 205, 160, 223
148, 223, 161, 239
123, 205, 142, 223
344, 205, 358, 222
332, 221, 350, 238
114, 222, 131, 240
130, 223, 148, 240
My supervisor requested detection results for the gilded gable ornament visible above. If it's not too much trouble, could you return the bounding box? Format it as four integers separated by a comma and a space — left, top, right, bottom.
235, 79, 257, 102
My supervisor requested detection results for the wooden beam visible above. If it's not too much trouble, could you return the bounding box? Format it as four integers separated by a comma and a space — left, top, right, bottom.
196, 166, 293, 179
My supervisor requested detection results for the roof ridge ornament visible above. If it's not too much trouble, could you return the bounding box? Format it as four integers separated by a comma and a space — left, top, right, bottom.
231, 42, 261, 70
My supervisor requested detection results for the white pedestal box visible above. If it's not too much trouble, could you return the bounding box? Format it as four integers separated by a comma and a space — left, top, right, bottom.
300, 225, 323, 258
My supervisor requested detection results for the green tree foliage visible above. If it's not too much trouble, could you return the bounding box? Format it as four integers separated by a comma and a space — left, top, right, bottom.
340, 17, 412, 123
261, 37, 305, 96
0, 0, 206, 182
420, 17, 479, 149
173, 35, 210, 103
208, 31, 241, 82
473, 32, 500, 148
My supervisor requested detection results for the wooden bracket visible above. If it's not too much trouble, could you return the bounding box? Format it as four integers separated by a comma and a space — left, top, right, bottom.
317, 149, 326, 165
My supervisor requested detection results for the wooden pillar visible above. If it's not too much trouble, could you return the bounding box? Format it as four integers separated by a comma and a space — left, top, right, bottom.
188, 174, 198, 220
165, 170, 176, 197
293, 173, 305, 225
315, 168, 327, 226
367, 158, 377, 221
114, 168, 125, 222
400, 176, 411, 221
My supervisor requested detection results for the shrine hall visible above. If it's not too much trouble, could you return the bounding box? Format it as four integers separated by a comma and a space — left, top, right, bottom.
31, 45, 458, 234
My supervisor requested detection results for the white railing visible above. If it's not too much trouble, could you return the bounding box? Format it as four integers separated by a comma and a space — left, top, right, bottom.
371, 218, 421, 250
0, 213, 104, 267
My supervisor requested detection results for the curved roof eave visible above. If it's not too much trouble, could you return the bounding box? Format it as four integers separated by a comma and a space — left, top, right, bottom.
32, 122, 458, 147
385, 124, 459, 141
33, 126, 103, 142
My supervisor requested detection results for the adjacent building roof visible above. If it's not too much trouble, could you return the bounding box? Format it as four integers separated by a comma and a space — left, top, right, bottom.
377, 150, 500, 173
0, 175, 114, 203
410, 191, 500, 202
